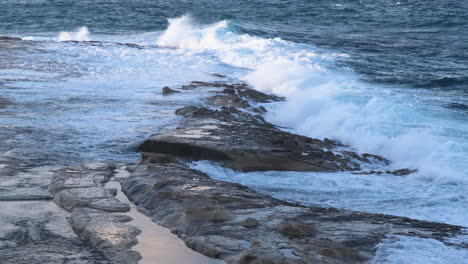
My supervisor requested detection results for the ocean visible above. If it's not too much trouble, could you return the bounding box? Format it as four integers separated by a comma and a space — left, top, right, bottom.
1, 1, 467, 263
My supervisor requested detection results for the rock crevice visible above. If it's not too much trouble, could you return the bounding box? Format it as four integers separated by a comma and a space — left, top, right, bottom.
49, 163, 141, 264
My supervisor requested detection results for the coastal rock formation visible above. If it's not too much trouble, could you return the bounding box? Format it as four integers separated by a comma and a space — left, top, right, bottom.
49, 163, 141, 264
139, 82, 392, 173
0, 165, 111, 264
123, 81, 463, 263
162, 86, 181, 95
32, 80, 455, 264
122, 161, 464, 264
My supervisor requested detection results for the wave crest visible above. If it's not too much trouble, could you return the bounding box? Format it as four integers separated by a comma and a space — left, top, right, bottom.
156, 15, 467, 181
58, 26, 90, 42
157, 15, 228, 49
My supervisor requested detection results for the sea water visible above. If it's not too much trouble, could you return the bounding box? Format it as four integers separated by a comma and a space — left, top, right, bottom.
1, 1, 467, 262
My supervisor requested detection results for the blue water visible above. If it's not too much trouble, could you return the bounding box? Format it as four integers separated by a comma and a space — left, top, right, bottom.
1, 1, 467, 261
2, 0, 467, 96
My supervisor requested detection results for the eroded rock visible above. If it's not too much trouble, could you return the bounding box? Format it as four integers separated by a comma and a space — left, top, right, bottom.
122, 162, 464, 264
238, 218, 259, 228
49, 163, 141, 264
278, 221, 317, 238
139, 105, 391, 172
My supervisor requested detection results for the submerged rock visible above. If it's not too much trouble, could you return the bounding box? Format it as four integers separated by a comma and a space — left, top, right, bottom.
212, 73, 227, 78
162, 86, 181, 94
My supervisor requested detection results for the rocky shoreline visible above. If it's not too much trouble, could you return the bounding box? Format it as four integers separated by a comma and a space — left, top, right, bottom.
123, 81, 464, 263
49, 163, 141, 264
123, 162, 462, 263
3, 80, 465, 263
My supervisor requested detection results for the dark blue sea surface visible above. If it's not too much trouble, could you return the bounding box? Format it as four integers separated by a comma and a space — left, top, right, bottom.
1, 0, 467, 97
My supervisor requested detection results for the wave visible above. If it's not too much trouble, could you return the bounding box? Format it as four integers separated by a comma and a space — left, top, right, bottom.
58, 26, 91, 42
156, 15, 468, 181
423, 76, 468, 88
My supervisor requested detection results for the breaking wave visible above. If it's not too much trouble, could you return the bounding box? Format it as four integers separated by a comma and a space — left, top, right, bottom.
58, 26, 91, 42
157, 15, 468, 181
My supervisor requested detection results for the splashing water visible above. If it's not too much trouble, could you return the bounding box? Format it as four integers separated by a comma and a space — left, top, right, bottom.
157, 16, 468, 182
58, 26, 91, 42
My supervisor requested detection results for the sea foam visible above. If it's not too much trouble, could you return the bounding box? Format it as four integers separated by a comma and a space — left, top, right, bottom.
371, 235, 468, 264
157, 15, 468, 182
58, 26, 91, 42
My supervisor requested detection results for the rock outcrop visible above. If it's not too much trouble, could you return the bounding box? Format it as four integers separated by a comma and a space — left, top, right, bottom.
123, 81, 464, 263
122, 161, 464, 264
33, 80, 459, 264
139, 82, 397, 173
49, 163, 141, 264
162, 86, 181, 95
0, 165, 111, 264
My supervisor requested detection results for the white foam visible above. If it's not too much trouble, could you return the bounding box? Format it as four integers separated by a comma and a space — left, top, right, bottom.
157, 15, 226, 49
371, 235, 468, 264
58, 26, 91, 41
191, 161, 468, 226
156, 16, 468, 181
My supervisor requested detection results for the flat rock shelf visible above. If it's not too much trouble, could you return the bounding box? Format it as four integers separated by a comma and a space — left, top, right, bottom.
39, 81, 466, 263
122, 161, 463, 264
48, 163, 224, 264
126, 82, 464, 263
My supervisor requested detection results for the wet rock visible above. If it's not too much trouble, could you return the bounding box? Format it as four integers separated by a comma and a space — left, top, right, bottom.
238, 218, 259, 228
140, 152, 182, 165
207, 94, 250, 109
0, 36, 21, 42
212, 73, 227, 78
353, 168, 418, 176
122, 162, 464, 264
137, 82, 422, 173
320, 247, 367, 263
235, 248, 292, 264
278, 221, 317, 238
236, 87, 282, 103
186, 206, 233, 222
162, 86, 180, 94
139, 105, 389, 172
389, 168, 418, 176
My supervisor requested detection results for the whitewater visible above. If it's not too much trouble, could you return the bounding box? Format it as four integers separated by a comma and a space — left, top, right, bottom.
5, 14, 468, 264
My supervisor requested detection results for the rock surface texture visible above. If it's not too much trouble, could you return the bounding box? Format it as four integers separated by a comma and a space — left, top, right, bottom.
49, 163, 141, 264
139, 82, 409, 174
5, 80, 463, 263
122, 162, 463, 264
124, 81, 464, 263
0, 165, 111, 264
